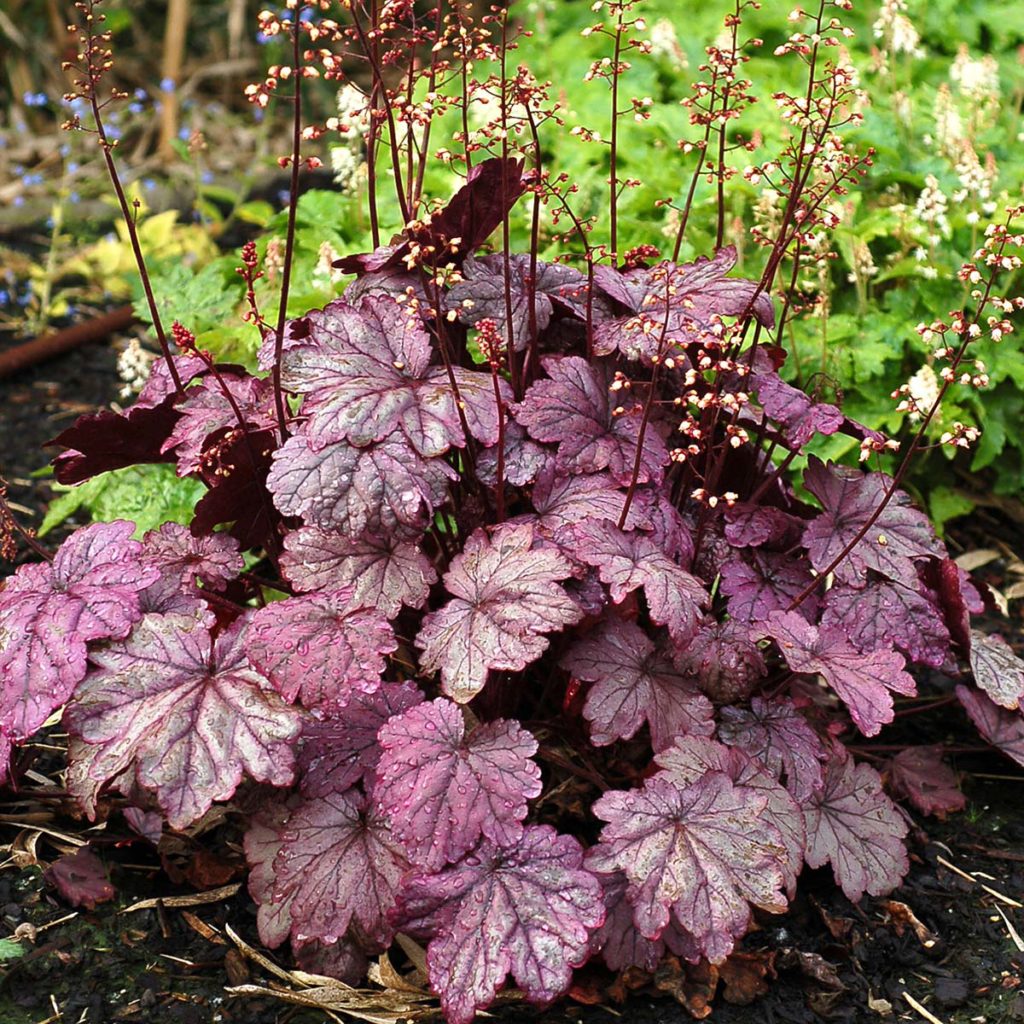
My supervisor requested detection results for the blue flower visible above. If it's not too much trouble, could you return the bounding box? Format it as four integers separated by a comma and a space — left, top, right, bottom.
134, 88, 147, 100
160, 77, 176, 93
0, 291, 9, 306
178, 126, 191, 141
142, 178, 156, 191
201, 170, 214, 184
129, 102, 144, 114
22, 91, 48, 107
256, 31, 272, 44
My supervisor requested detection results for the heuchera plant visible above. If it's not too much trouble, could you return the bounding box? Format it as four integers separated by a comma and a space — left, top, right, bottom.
3, 2, 1024, 1021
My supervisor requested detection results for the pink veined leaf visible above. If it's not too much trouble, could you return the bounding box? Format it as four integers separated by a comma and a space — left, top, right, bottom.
162, 373, 277, 476
393, 826, 604, 1024
652, 735, 806, 896
762, 610, 916, 737
134, 354, 207, 408
270, 294, 509, 456
717, 697, 826, 802
570, 519, 707, 646
969, 630, 1024, 710
448, 254, 588, 351
282, 525, 437, 618
269, 785, 408, 949
65, 611, 301, 830
0, 521, 159, 745
590, 249, 775, 363
375, 698, 541, 871
754, 371, 843, 448
560, 617, 714, 750
245, 797, 300, 948
821, 579, 951, 668
589, 771, 788, 963
525, 467, 629, 537
802, 748, 909, 902
267, 433, 456, 536
719, 550, 820, 624
674, 619, 766, 704
44, 847, 116, 910
416, 524, 582, 703
802, 456, 943, 588
514, 356, 668, 486
297, 682, 424, 797
246, 590, 396, 709
137, 523, 243, 614
957, 684, 1024, 767
887, 746, 966, 819
476, 419, 550, 489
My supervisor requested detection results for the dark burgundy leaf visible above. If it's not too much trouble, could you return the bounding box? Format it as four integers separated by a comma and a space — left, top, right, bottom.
755, 371, 843, 448
957, 685, 1024, 767
163, 374, 277, 476
675, 619, 766, 703
560, 617, 714, 750
448, 254, 588, 351
571, 519, 707, 645
821, 579, 951, 668
393, 826, 603, 1024
719, 550, 819, 623
267, 433, 455, 536
44, 847, 116, 910
269, 786, 408, 949
515, 356, 668, 486
375, 698, 541, 870
294, 938, 369, 984
888, 746, 966, 818
969, 630, 1024, 710
416, 524, 582, 703
525, 467, 629, 537
591, 249, 775, 362
0, 522, 158, 743
191, 427, 279, 550
66, 611, 301, 829
49, 396, 181, 484
802, 748, 909, 902
723, 504, 801, 548
718, 697, 825, 801
762, 611, 916, 736
297, 682, 424, 797
246, 590, 396, 709
589, 771, 787, 962
282, 525, 437, 617
802, 456, 943, 588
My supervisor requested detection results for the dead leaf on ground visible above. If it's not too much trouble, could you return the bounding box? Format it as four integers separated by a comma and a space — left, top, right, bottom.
719, 951, 776, 1005
883, 900, 940, 949
43, 846, 116, 910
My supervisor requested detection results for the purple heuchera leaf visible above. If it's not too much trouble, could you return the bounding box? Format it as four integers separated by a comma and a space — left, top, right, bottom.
137, 523, 242, 614
723, 503, 800, 548
163, 374, 277, 476
0, 522, 159, 748
719, 550, 819, 623
245, 798, 299, 948
969, 630, 1024, 710
268, 433, 456, 535
269, 785, 408, 949
294, 938, 369, 985
282, 525, 436, 617
674, 619, 766, 704
888, 746, 966, 819
269, 294, 508, 456
134, 354, 207, 409
416, 524, 582, 703
375, 698, 541, 871
560, 617, 714, 750
762, 610, 916, 737
591, 249, 775, 362
802, 748, 909, 902
297, 682, 424, 797
821, 579, 951, 668
718, 697, 825, 802
246, 589, 396, 709
476, 419, 549, 489
570, 519, 707, 646
654, 735, 805, 895
755, 371, 843, 448
44, 847, 116, 910
802, 456, 943, 588
957, 685, 1024, 767
65, 611, 301, 829
524, 467, 629, 537
514, 356, 668, 486
393, 826, 603, 1024
448, 254, 587, 351
589, 771, 788, 963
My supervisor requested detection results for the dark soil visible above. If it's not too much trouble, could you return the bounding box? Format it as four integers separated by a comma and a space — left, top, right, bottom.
2, 324, 1024, 1024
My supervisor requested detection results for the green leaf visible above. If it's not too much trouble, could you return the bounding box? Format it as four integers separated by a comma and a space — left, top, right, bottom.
928, 486, 975, 536
0, 938, 26, 963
